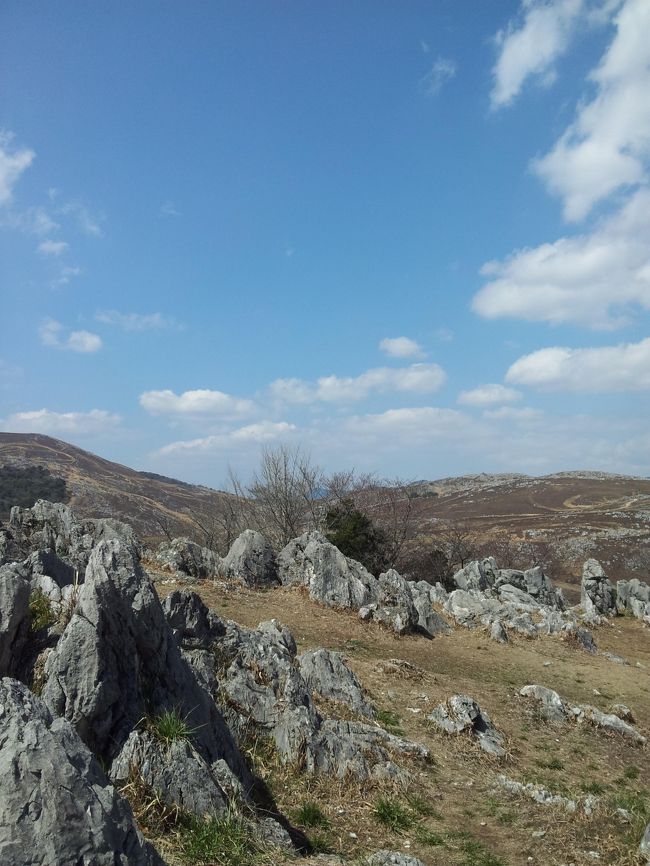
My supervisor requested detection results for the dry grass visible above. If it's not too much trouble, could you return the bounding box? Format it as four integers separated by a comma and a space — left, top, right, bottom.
152, 578, 650, 865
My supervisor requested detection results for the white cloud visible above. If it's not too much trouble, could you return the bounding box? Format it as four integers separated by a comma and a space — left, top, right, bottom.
472, 187, 650, 328
270, 363, 446, 405
51, 265, 82, 288
139, 388, 255, 417
482, 406, 543, 420
0, 132, 35, 205
38, 239, 68, 256
3, 408, 121, 436
343, 407, 467, 445
38, 319, 102, 353
156, 421, 295, 455
534, 0, 650, 220
491, 0, 585, 109
379, 337, 425, 359
458, 384, 522, 406
0, 206, 59, 236
421, 57, 457, 95
506, 336, 650, 390
160, 200, 181, 217
57, 201, 103, 237
95, 310, 181, 331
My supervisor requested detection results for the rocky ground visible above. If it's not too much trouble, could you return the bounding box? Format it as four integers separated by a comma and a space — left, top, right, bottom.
1, 499, 649, 865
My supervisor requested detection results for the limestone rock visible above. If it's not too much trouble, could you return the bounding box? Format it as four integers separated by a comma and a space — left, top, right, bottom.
0, 677, 164, 866
0, 564, 30, 676
452, 558, 496, 592
298, 648, 375, 718
278, 531, 378, 610
221, 530, 279, 586
428, 694, 505, 757
372, 569, 419, 635
410, 582, 451, 637
581, 559, 616, 618
490, 620, 508, 643
41, 539, 250, 794
366, 851, 427, 866
519, 685, 568, 723
155, 537, 221, 579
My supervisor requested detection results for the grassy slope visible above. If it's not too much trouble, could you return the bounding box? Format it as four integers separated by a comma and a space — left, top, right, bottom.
153, 577, 650, 866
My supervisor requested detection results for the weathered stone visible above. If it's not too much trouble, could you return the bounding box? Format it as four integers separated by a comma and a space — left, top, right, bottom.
428, 694, 505, 757
0, 564, 30, 676
372, 569, 419, 635
452, 559, 496, 592
162, 589, 226, 692
298, 649, 375, 718
410, 582, 451, 637
111, 730, 231, 817
496, 775, 581, 813
573, 705, 646, 744
573, 626, 597, 654
221, 530, 278, 586
155, 537, 221, 579
41, 539, 250, 794
0, 677, 164, 866
490, 620, 508, 643
581, 558, 616, 618
278, 531, 378, 610
520, 685, 568, 723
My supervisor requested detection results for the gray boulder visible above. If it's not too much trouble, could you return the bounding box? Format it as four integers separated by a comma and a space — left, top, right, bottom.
278, 531, 378, 609
519, 685, 568, 723
616, 578, 650, 623
428, 694, 505, 757
372, 569, 419, 635
298, 648, 375, 718
221, 530, 278, 586
572, 705, 646, 744
581, 558, 616, 618
452, 558, 496, 592
490, 620, 508, 643
162, 589, 226, 692
41, 539, 250, 793
0, 564, 30, 676
155, 536, 221, 579
410, 582, 451, 637
0, 677, 164, 866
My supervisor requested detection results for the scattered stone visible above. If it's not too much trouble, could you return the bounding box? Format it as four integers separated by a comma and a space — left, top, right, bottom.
496, 775, 592, 813
366, 852, 427, 866
490, 620, 508, 643
428, 694, 505, 757
520, 685, 567, 724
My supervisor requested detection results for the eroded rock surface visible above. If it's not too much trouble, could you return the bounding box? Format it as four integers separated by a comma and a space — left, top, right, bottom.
221, 529, 279, 587
428, 694, 505, 756
0, 677, 164, 866
155, 537, 221, 580
298, 648, 376, 718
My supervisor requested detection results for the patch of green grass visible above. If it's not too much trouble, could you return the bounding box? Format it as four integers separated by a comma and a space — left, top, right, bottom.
178, 813, 257, 865
452, 832, 507, 866
307, 832, 334, 854
581, 780, 606, 795
405, 792, 439, 817
148, 707, 196, 746
497, 810, 516, 825
534, 757, 564, 770
293, 801, 330, 829
372, 796, 415, 832
28, 589, 56, 632
414, 826, 445, 846
623, 765, 640, 781
375, 709, 404, 737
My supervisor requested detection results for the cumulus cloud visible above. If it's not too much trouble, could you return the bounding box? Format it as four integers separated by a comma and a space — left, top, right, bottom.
57, 200, 103, 237
3, 408, 121, 436
421, 57, 457, 95
156, 421, 295, 455
534, 0, 650, 219
458, 384, 522, 406
0, 132, 35, 205
506, 336, 650, 390
343, 407, 467, 444
38, 319, 102, 353
482, 406, 543, 421
379, 337, 425, 359
491, 0, 585, 109
37, 239, 68, 256
269, 363, 446, 405
472, 187, 650, 328
95, 310, 181, 332
139, 388, 255, 417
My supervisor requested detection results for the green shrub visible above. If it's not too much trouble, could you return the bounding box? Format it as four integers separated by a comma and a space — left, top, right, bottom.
178, 813, 257, 865
375, 708, 404, 736
324, 499, 390, 575
28, 589, 56, 632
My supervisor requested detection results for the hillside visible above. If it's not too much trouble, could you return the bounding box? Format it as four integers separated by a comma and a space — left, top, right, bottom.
1, 432, 649, 583
0, 432, 229, 542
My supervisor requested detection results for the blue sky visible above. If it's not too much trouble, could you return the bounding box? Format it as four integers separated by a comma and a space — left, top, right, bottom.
1, 0, 649, 485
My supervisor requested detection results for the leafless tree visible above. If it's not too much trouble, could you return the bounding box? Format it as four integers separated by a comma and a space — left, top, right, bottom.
434, 520, 479, 571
